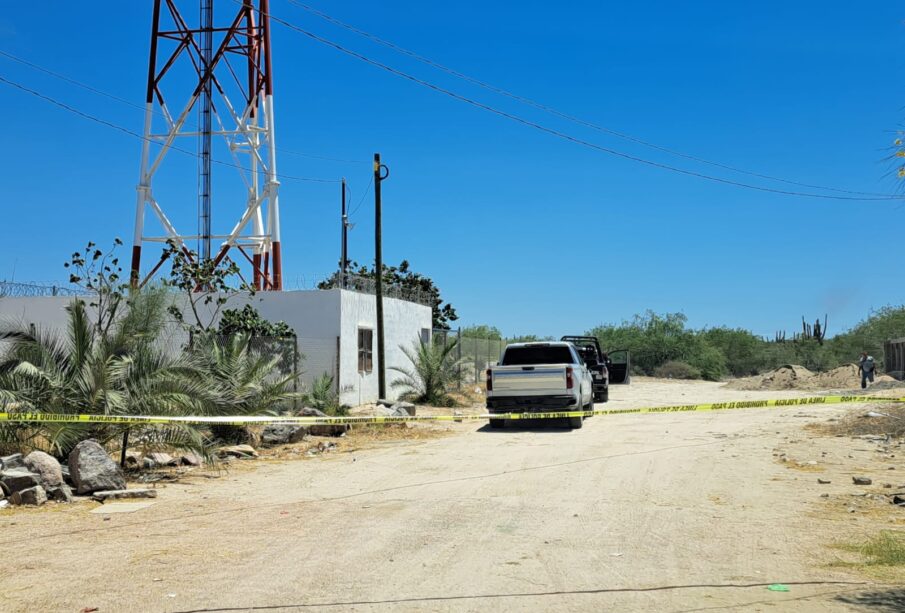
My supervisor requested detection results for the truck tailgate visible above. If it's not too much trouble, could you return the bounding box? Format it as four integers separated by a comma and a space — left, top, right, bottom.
491, 365, 566, 393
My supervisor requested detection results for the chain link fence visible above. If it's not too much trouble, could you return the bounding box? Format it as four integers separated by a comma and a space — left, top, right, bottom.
433, 328, 506, 387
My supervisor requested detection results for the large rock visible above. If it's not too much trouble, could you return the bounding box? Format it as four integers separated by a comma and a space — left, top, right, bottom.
46, 484, 73, 503
1, 469, 41, 494
10, 485, 47, 506
0, 453, 24, 470
262, 424, 308, 446
24, 451, 63, 488
299, 407, 350, 437
179, 452, 203, 467
68, 440, 126, 495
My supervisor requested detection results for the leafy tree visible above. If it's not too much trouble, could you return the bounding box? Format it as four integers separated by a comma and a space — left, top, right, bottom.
163, 241, 255, 334
318, 260, 458, 330
63, 238, 128, 338
218, 304, 294, 338
461, 324, 502, 340
390, 337, 461, 406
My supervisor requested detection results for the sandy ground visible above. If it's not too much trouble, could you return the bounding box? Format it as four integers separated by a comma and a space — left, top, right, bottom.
1, 379, 904, 612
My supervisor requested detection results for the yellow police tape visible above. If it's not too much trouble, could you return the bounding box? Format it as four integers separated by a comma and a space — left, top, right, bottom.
0, 394, 903, 427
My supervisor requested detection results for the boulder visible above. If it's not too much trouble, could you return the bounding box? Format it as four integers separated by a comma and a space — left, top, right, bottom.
123, 451, 143, 469
92, 488, 157, 502
0, 453, 24, 470
68, 440, 126, 495
46, 484, 73, 503
262, 424, 308, 446
391, 401, 416, 417
298, 407, 350, 437
24, 451, 64, 488
1, 469, 41, 494
10, 485, 47, 506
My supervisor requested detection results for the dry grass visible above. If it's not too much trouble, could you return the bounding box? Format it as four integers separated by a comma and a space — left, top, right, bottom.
812, 404, 905, 438
828, 531, 905, 581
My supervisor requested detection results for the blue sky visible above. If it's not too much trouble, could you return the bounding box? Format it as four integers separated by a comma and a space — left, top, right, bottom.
1, 1, 903, 338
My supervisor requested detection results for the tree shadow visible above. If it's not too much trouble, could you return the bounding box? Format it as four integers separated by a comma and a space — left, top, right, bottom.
835, 587, 905, 612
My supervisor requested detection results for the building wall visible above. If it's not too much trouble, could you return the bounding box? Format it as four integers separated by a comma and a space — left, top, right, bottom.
338, 291, 433, 406
0, 289, 431, 407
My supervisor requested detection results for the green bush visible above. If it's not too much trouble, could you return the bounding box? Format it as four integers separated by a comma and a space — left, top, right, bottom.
654, 361, 701, 380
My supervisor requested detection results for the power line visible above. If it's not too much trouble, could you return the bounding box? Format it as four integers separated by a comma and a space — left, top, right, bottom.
286, 1, 893, 199
254, 5, 902, 202
0, 74, 340, 184
0, 48, 368, 166
349, 175, 373, 217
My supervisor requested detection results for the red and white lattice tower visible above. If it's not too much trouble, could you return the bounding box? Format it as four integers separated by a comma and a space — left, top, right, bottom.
131, 0, 283, 290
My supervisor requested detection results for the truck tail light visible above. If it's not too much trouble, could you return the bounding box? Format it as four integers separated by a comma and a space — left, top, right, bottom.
486, 368, 492, 391
566, 366, 574, 389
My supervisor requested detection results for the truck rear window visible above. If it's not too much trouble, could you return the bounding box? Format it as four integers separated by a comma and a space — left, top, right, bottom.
501, 346, 575, 365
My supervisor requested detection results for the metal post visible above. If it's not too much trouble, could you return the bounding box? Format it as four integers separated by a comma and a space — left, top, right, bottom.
341, 178, 348, 288
120, 429, 130, 468
457, 327, 462, 391
374, 153, 389, 400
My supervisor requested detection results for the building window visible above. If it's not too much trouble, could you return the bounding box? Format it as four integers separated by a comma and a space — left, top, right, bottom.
358, 328, 373, 373
420, 328, 431, 345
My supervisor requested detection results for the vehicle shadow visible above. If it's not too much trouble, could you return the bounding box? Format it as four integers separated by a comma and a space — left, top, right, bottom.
476, 418, 582, 433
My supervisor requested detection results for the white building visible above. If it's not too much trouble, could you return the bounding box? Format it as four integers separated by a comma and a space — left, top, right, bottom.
0, 289, 432, 407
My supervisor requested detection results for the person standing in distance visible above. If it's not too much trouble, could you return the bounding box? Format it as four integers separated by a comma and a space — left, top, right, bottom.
858, 351, 876, 389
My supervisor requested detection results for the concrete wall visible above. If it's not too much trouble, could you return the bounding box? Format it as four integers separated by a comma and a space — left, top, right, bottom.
0, 288, 431, 406
338, 291, 433, 406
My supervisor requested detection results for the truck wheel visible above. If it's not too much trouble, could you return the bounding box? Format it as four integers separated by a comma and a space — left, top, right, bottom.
489, 419, 505, 429
568, 416, 583, 429
601, 387, 609, 403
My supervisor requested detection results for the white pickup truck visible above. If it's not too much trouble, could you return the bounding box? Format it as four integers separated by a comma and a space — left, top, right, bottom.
485, 342, 594, 429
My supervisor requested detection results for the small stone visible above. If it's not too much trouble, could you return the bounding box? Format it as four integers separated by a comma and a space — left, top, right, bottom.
179, 452, 203, 467
123, 451, 143, 468
820, 493, 829, 498
853, 476, 872, 486
146, 452, 177, 467
817, 478, 831, 484
391, 401, 416, 416
92, 488, 157, 501
884, 483, 893, 488
889, 466, 896, 470
219, 445, 258, 458
848, 507, 856, 513
10, 485, 47, 506
806, 461, 818, 466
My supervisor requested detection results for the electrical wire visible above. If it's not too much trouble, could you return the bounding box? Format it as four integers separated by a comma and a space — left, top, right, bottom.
0, 48, 368, 166
349, 175, 373, 217
0, 74, 340, 184
286, 1, 894, 198
257, 2, 903, 201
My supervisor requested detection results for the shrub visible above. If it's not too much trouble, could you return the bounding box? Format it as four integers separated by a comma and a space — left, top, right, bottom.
654, 361, 701, 380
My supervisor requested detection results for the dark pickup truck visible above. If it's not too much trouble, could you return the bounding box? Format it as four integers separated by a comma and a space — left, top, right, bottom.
560, 336, 630, 403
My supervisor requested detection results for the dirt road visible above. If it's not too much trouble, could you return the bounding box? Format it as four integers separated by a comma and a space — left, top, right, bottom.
2, 379, 900, 612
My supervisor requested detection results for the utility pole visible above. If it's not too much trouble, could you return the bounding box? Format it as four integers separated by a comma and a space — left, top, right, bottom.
374, 153, 389, 400
340, 178, 348, 288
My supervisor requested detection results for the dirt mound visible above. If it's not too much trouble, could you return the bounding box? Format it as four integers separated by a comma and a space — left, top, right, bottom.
727, 363, 902, 391
727, 365, 814, 390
